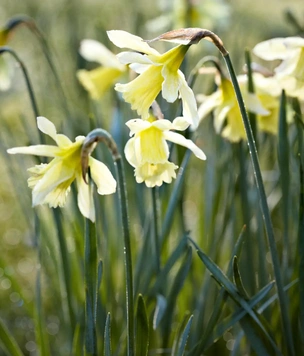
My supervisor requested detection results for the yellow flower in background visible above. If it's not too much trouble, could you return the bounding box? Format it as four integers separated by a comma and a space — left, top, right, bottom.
107, 30, 199, 129
124, 115, 206, 187
253, 37, 304, 100
77, 39, 126, 99
197, 75, 270, 142
244, 73, 282, 134
7, 117, 117, 222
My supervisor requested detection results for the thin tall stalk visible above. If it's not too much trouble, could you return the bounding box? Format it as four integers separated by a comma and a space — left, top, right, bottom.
81, 129, 135, 356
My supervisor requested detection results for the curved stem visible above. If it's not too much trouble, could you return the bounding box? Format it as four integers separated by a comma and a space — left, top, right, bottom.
0, 46, 44, 144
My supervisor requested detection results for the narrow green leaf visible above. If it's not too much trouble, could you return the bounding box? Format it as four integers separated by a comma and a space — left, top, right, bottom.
72, 324, 82, 356
188, 226, 246, 356
278, 90, 290, 276
206, 281, 275, 348
85, 288, 97, 356
104, 313, 112, 356
98, 260, 103, 294
160, 150, 192, 246
233, 256, 249, 300
298, 158, 304, 338
0, 318, 24, 356
175, 314, 193, 356
150, 236, 188, 296
153, 294, 167, 330
194, 247, 281, 354
162, 247, 193, 347
135, 295, 149, 356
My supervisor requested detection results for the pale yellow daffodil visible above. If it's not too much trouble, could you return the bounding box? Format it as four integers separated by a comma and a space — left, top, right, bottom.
77, 39, 126, 99
197, 75, 270, 142
253, 37, 304, 100
124, 115, 206, 187
107, 30, 199, 129
7, 116, 117, 222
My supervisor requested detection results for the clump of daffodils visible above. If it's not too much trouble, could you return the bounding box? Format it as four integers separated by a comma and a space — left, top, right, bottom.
253, 37, 304, 100
7, 116, 117, 222
197, 73, 273, 142
124, 114, 206, 187
107, 29, 199, 128
77, 39, 126, 99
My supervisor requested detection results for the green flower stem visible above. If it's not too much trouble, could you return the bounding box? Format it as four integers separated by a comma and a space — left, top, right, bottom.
0, 46, 45, 144
53, 210, 76, 334
84, 180, 98, 356
151, 187, 161, 273
5, 15, 70, 117
222, 52, 295, 356
81, 129, 135, 356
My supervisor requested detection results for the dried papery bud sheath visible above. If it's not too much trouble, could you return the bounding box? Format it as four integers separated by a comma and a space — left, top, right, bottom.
81, 128, 120, 183
147, 28, 228, 55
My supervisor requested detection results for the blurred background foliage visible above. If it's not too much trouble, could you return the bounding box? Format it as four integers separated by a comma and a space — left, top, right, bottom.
0, 0, 304, 355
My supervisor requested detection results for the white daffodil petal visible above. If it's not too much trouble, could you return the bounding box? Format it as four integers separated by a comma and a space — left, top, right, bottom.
79, 39, 123, 69
55, 134, 73, 148
37, 116, 57, 141
126, 119, 151, 135
198, 91, 221, 122
178, 73, 199, 129
246, 93, 270, 115
161, 66, 180, 102
163, 131, 206, 160
129, 63, 151, 74
253, 37, 304, 60
214, 105, 231, 133
7, 145, 61, 157
124, 137, 138, 167
76, 174, 95, 222
107, 30, 159, 56
152, 119, 174, 131
89, 157, 117, 195
118, 51, 154, 66
171, 117, 190, 131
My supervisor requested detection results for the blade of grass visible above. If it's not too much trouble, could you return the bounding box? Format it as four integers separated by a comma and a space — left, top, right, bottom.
189, 226, 246, 355
173, 314, 193, 356
135, 295, 149, 356
104, 313, 112, 356
191, 241, 281, 354
162, 246, 193, 347
277, 90, 290, 278
0, 318, 24, 356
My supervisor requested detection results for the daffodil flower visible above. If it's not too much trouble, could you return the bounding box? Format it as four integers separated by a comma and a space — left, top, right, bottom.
124, 115, 206, 187
253, 37, 304, 100
77, 39, 126, 99
7, 116, 117, 222
107, 30, 199, 128
198, 75, 270, 142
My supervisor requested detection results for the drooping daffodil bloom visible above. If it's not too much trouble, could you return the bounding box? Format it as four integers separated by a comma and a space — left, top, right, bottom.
197, 75, 270, 142
7, 116, 117, 222
253, 37, 304, 100
77, 39, 126, 99
107, 30, 199, 129
124, 115, 206, 187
